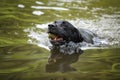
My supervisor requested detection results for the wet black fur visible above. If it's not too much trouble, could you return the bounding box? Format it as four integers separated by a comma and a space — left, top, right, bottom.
48, 20, 96, 46
48, 20, 84, 46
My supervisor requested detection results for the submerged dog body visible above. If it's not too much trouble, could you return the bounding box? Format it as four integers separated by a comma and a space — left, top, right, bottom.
48, 20, 97, 46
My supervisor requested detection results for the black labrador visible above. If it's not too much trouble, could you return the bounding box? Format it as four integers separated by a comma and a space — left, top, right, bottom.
47, 20, 97, 46
46, 20, 97, 72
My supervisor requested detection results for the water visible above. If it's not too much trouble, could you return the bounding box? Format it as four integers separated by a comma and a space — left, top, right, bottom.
0, 0, 120, 80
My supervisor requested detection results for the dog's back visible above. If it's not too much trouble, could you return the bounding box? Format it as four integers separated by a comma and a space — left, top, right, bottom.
79, 28, 97, 44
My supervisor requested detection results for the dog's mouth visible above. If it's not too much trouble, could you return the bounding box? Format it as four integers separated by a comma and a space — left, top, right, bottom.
48, 33, 63, 41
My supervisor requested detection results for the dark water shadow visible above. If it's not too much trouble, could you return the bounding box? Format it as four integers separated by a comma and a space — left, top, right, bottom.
46, 46, 83, 73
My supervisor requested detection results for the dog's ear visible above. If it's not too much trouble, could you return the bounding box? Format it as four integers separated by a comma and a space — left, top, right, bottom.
64, 21, 83, 43
72, 28, 83, 43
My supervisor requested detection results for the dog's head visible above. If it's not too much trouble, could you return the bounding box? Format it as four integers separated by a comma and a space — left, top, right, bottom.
47, 20, 83, 46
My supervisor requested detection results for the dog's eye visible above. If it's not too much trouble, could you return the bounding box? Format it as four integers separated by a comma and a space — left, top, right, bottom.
62, 21, 66, 24
61, 21, 66, 27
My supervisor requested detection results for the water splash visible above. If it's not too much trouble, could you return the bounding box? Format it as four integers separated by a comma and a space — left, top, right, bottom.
57, 40, 109, 55
24, 15, 120, 50
24, 27, 51, 50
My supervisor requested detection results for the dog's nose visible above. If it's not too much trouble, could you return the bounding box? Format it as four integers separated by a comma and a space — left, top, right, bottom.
48, 24, 55, 28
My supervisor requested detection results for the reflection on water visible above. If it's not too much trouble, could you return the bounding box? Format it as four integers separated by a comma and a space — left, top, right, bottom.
32, 10, 44, 16
0, 46, 120, 80
46, 46, 83, 73
17, 4, 25, 8
0, 44, 49, 73
35, 1, 44, 5
31, 6, 69, 11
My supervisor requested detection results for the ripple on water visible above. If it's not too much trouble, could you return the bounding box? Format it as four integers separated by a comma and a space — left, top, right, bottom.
31, 6, 69, 11
35, 1, 44, 5
18, 4, 25, 8
32, 11, 44, 16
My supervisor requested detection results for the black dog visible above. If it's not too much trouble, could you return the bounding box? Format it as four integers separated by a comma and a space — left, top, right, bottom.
48, 20, 97, 46
46, 20, 97, 72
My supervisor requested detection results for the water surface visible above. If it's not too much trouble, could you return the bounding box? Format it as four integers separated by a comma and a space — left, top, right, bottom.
0, 0, 120, 80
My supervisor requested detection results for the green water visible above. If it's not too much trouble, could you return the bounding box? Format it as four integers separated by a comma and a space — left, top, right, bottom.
0, 0, 120, 80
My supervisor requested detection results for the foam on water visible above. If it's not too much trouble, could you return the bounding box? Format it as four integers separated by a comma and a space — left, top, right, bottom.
24, 27, 51, 50
24, 15, 120, 51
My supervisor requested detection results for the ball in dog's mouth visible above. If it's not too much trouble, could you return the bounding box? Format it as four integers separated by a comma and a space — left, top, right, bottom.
48, 33, 63, 41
